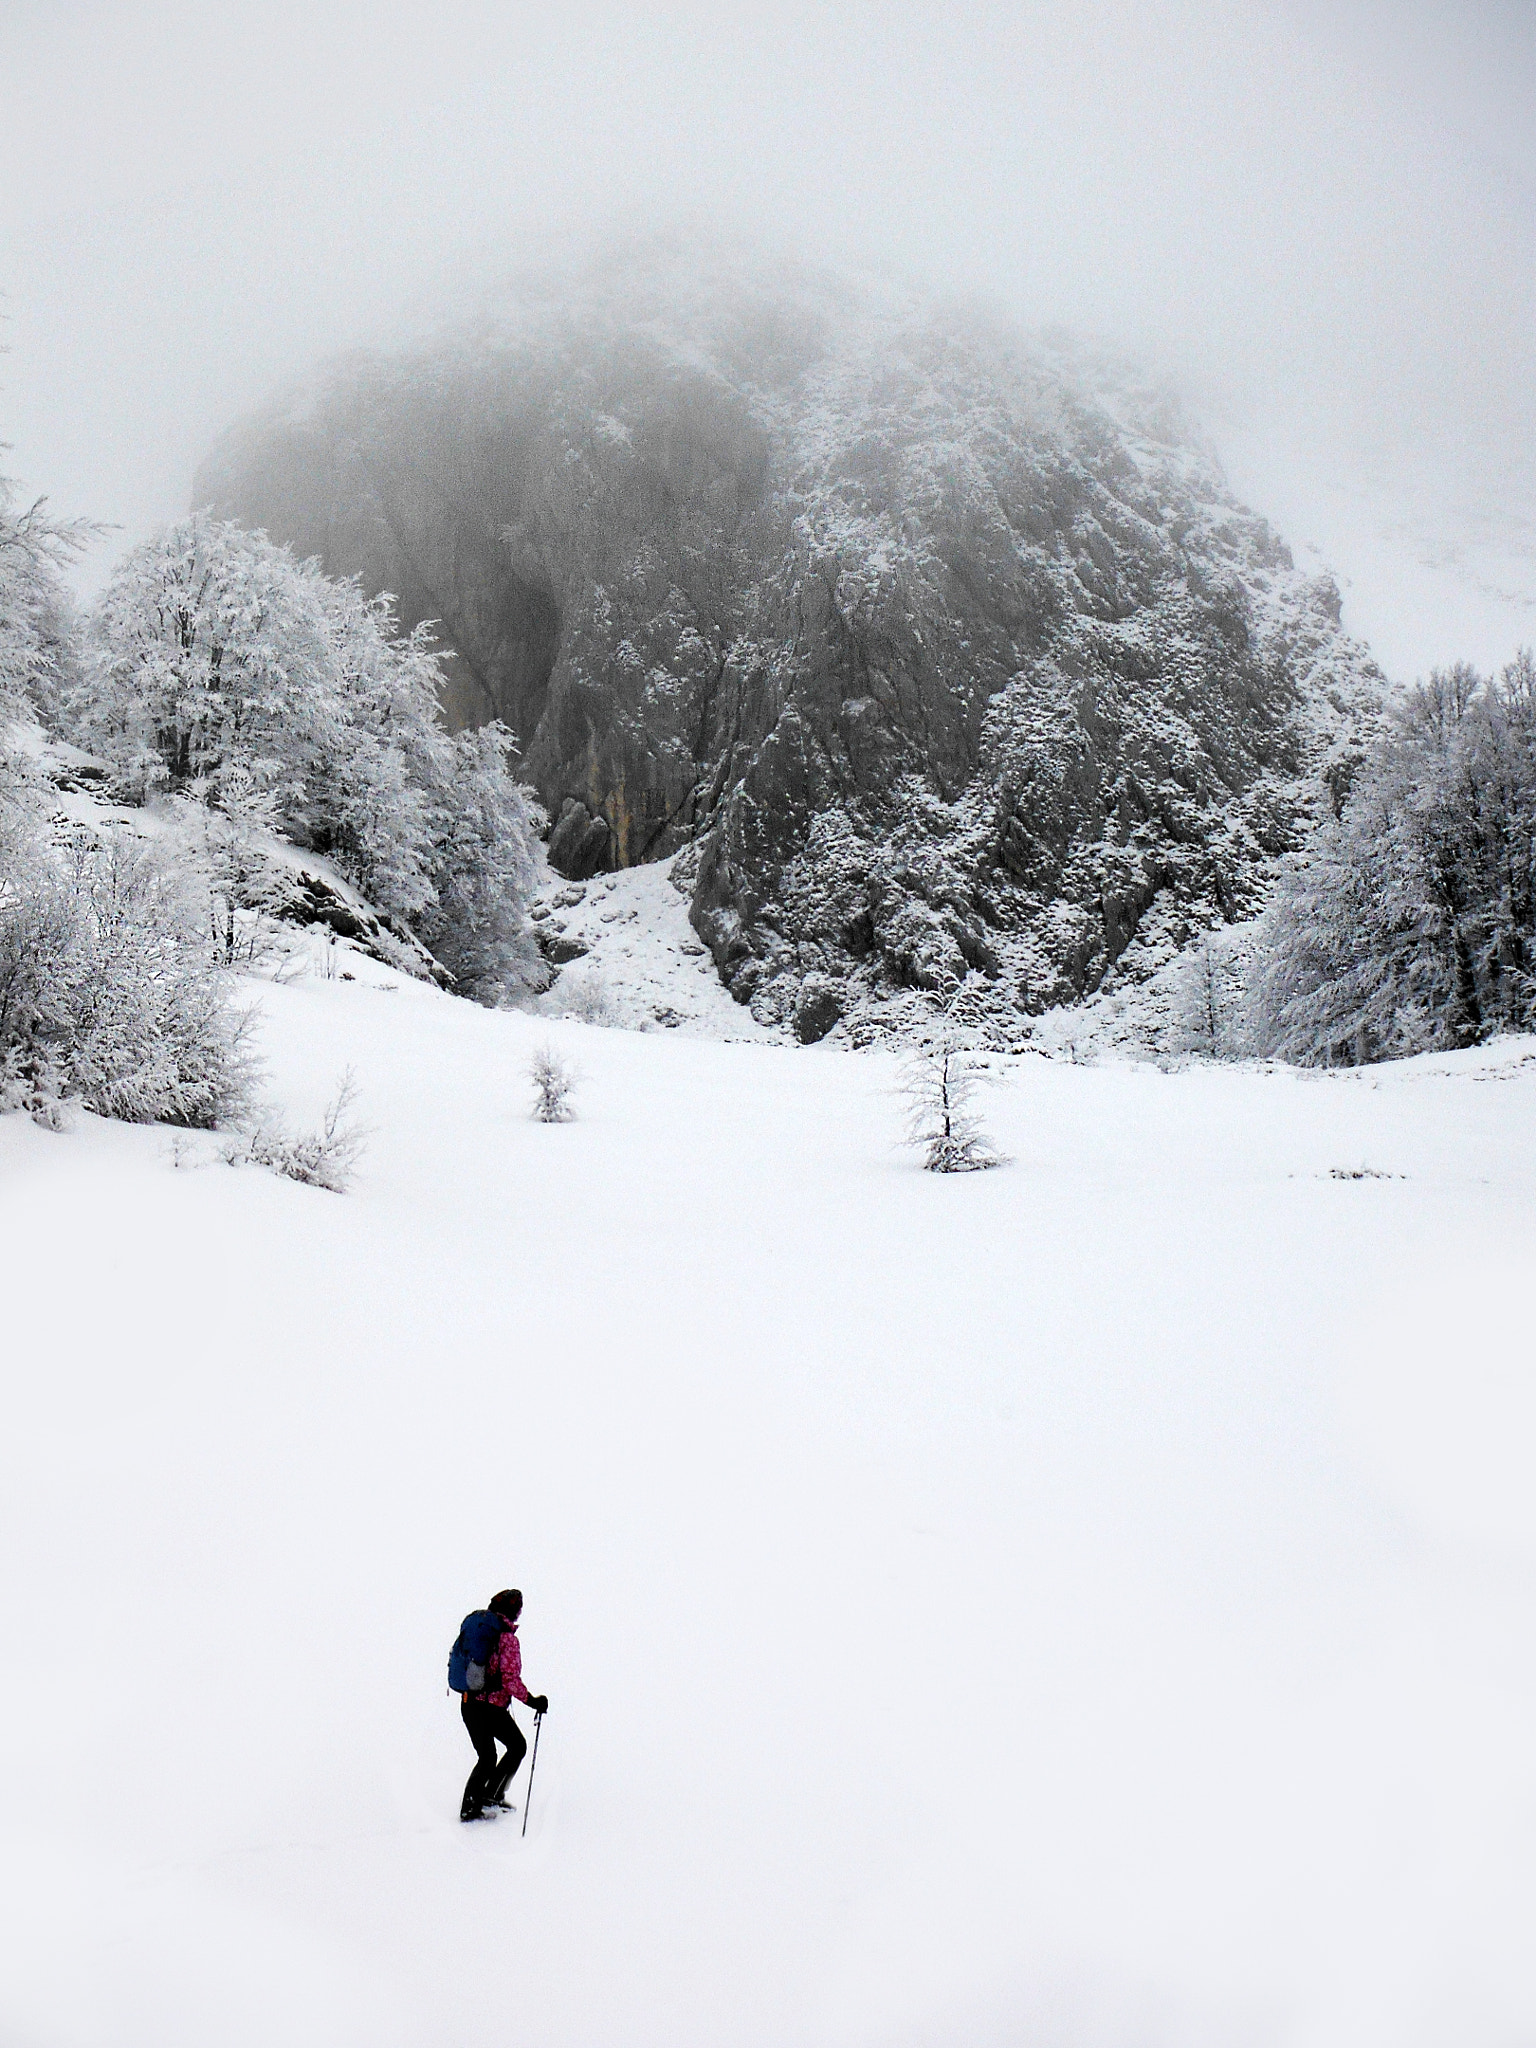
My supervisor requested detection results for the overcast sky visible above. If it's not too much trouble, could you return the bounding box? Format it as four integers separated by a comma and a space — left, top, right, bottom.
2, 0, 1532, 679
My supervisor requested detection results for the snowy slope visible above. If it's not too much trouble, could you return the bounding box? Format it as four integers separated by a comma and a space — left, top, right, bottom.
21, 727, 447, 986
3, 966, 1536, 2047
530, 854, 777, 1039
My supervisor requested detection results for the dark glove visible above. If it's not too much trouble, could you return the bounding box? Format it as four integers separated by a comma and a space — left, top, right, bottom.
530, 1694, 549, 1715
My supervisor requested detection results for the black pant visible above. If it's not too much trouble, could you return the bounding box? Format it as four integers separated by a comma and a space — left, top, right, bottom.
461, 1699, 527, 1817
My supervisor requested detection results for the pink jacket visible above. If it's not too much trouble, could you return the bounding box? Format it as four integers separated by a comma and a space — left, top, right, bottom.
484, 1621, 532, 1709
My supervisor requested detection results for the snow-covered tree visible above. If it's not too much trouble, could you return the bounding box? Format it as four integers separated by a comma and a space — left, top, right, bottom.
415, 724, 544, 1002
0, 481, 253, 1128
528, 1043, 576, 1121
898, 1030, 1003, 1171
1251, 653, 1536, 1063
78, 515, 339, 805
895, 983, 1006, 1169
305, 577, 440, 923
1174, 933, 1252, 1059
0, 472, 90, 760
0, 810, 253, 1126
65, 516, 545, 1004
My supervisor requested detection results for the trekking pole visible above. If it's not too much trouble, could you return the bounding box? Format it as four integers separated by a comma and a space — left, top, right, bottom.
521, 1710, 544, 1838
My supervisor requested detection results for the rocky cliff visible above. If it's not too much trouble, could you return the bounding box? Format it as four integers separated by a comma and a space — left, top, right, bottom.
197, 244, 1381, 1037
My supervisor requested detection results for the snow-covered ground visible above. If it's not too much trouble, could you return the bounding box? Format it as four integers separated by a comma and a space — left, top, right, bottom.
4, 951, 1535, 2047
530, 855, 777, 1039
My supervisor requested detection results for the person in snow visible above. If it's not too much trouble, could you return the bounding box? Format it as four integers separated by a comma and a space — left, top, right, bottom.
461, 1588, 548, 1822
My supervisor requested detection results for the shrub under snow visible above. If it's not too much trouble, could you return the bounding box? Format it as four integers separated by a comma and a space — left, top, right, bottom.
528, 1043, 577, 1122
0, 801, 253, 1128
553, 964, 612, 1026
221, 1072, 366, 1193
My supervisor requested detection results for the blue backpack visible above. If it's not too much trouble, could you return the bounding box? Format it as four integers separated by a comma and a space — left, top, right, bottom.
448, 1609, 507, 1696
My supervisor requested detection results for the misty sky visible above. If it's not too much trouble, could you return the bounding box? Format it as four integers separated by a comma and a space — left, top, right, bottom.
3, 0, 1532, 681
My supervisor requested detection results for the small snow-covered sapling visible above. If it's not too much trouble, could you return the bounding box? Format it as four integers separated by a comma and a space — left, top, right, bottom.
529, 1043, 577, 1122
897, 1031, 1003, 1172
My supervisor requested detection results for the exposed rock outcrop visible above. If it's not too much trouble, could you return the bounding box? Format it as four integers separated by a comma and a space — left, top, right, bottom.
547, 798, 613, 881
197, 243, 1382, 1031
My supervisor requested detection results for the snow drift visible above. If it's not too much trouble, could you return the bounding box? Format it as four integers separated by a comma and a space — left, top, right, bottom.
3, 950, 1535, 2046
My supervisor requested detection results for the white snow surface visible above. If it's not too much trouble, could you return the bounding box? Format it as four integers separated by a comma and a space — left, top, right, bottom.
531, 854, 777, 1040
4, 954, 1536, 2047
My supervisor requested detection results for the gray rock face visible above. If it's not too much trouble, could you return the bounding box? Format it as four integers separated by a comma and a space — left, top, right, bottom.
196, 245, 1382, 1028
792, 974, 844, 1045
547, 799, 612, 880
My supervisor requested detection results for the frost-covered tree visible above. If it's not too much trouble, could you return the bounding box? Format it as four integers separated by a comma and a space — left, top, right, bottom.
528, 1043, 576, 1121
0, 482, 252, 1128
0, 472, 90, 758
78, 515, 339, 804
0, 810, 252, 1126
1173, 940, 1221, 1059
1251, 653, 1536, 1063
310, 584, 546, 999
1174, 933, 1252, 1059
898, 1032, 1002, 1171
895, 984, 1006, 1170
412, 724, 544, 1003
64, 516, 544, 1004
305, 577, 440, 922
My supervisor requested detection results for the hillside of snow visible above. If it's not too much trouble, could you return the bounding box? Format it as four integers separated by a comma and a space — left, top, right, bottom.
527, 853, 776, 1039
4, 954, 1535, 2047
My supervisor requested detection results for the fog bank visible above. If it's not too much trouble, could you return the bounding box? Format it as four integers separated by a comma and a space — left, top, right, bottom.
2, 0, 1532, 678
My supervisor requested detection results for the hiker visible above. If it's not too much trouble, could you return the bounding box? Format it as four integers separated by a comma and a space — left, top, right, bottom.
457, 1588, 549, 1822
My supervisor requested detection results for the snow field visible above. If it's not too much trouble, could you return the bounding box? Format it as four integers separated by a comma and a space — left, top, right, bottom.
3, 964, 1535, 2047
